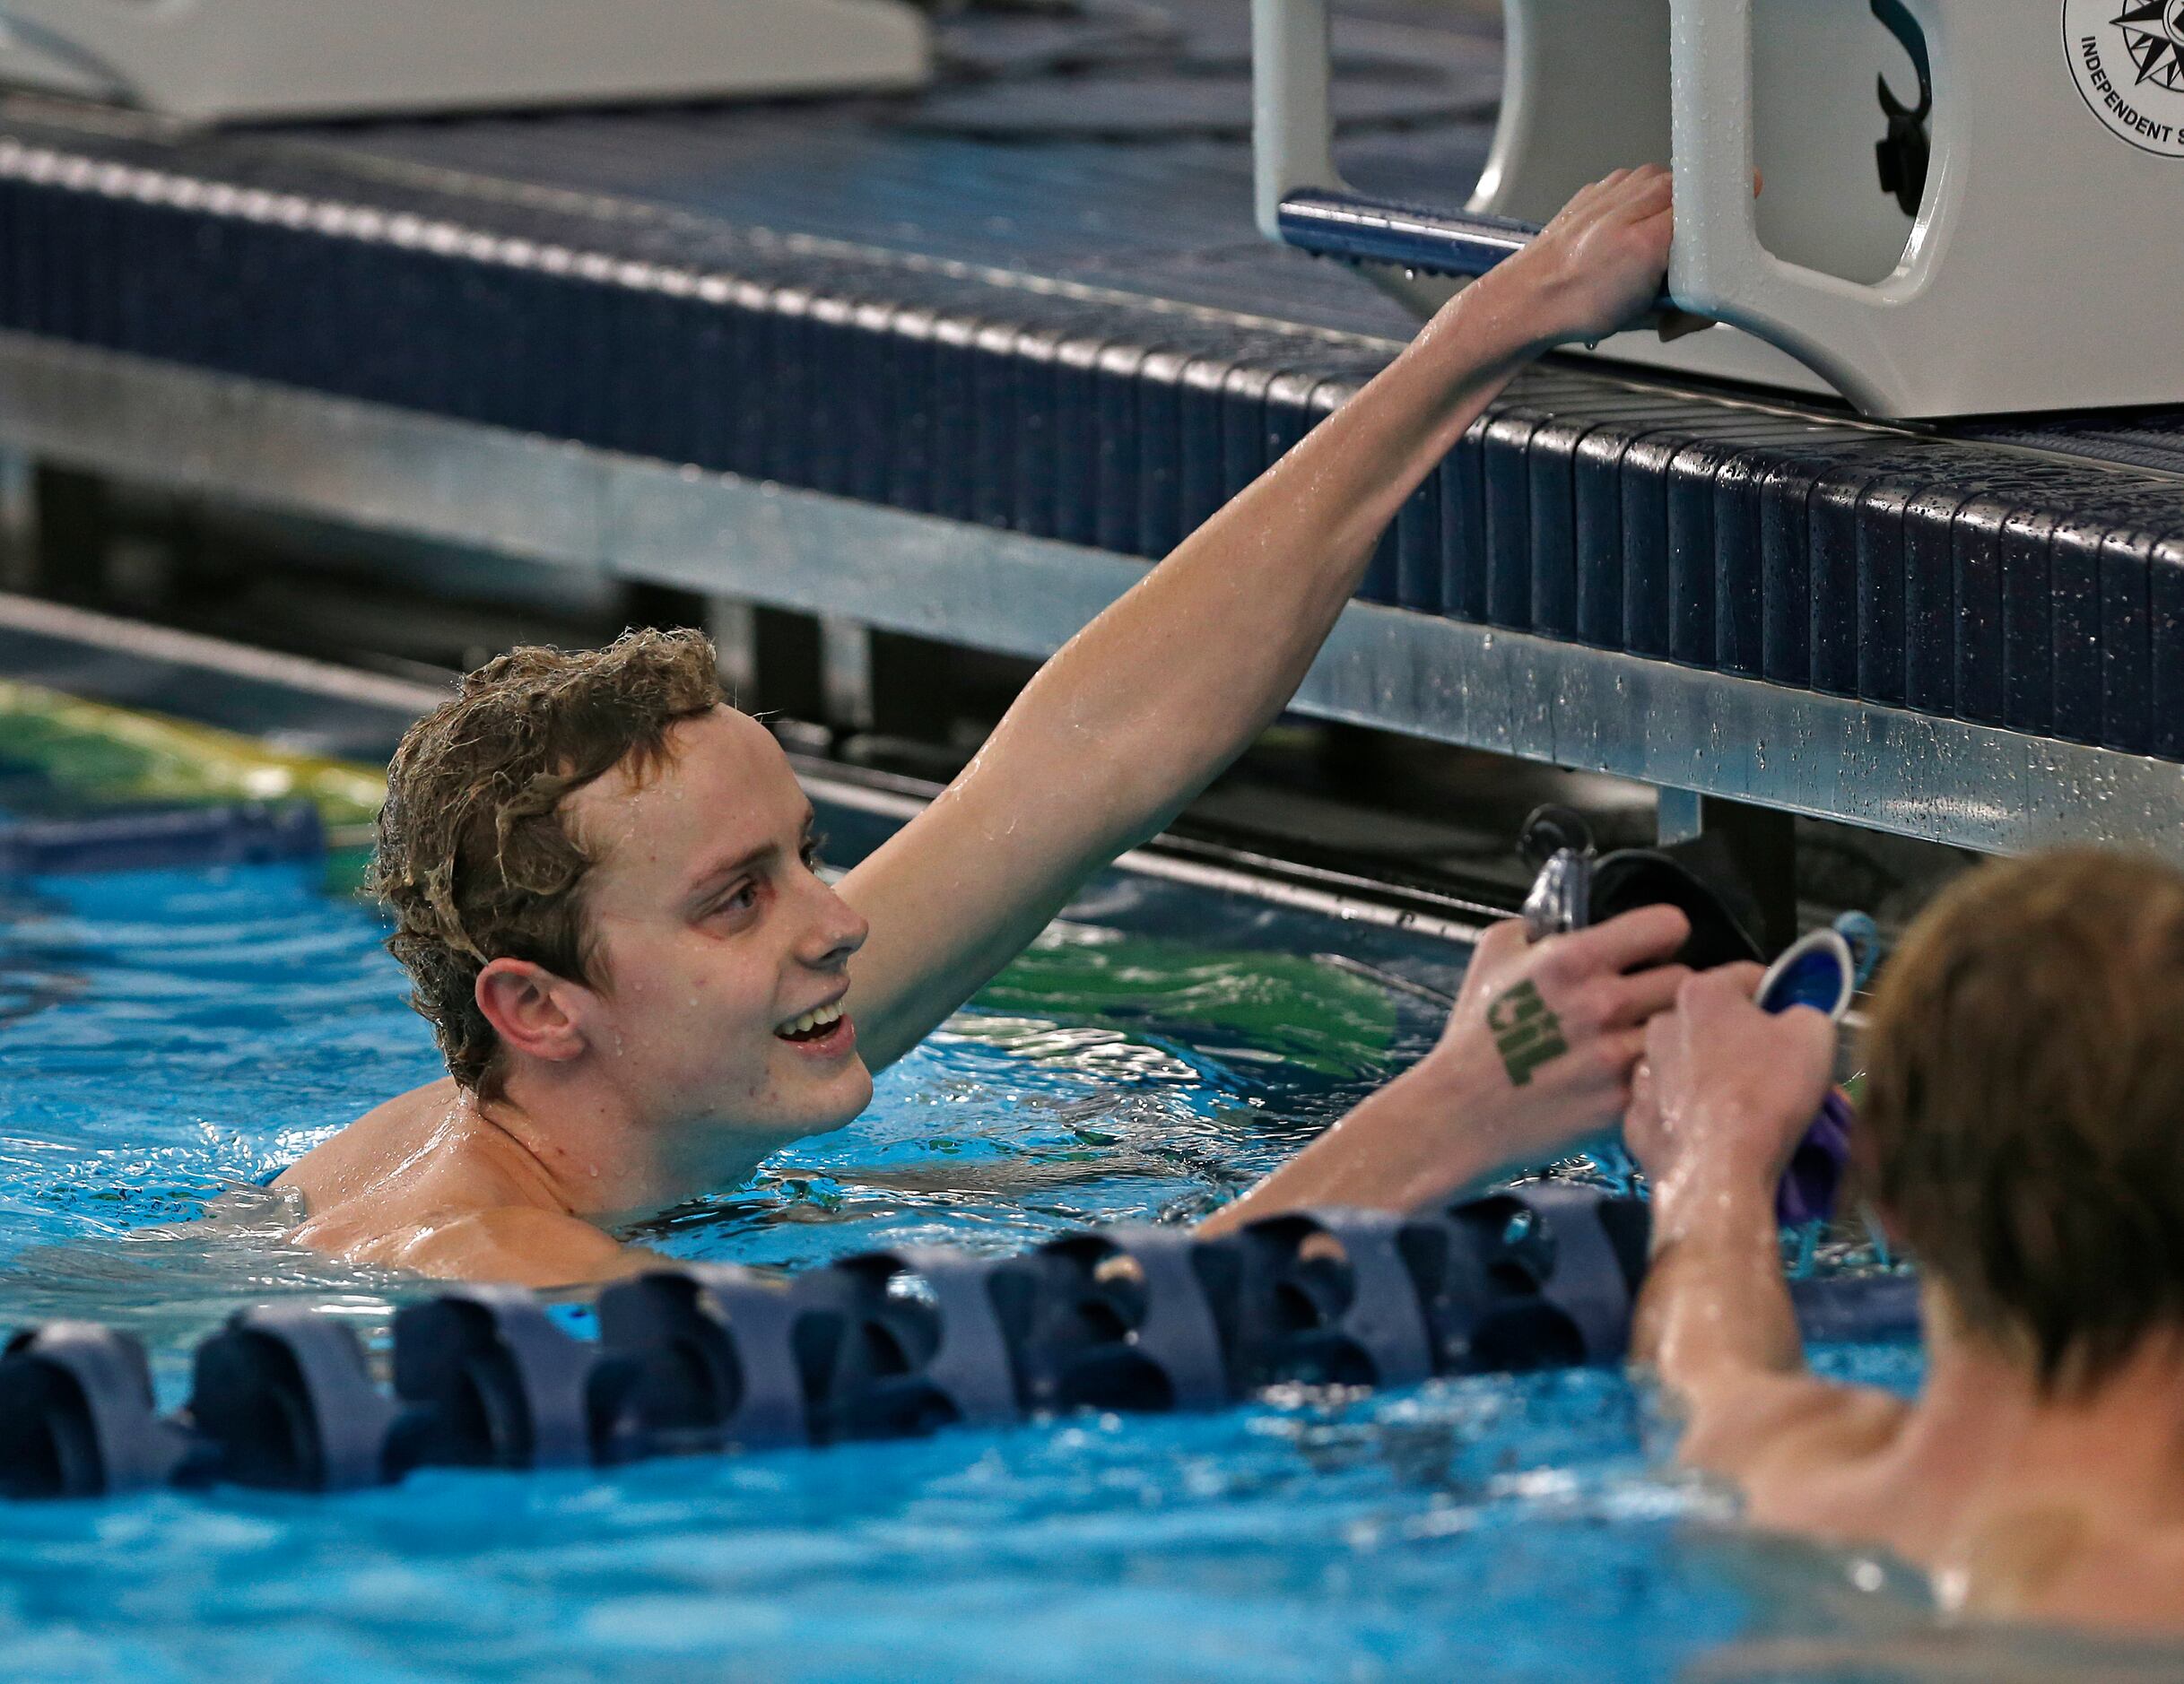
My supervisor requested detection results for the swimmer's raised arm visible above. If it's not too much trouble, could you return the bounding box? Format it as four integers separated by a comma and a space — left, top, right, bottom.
840, 168, 1680, 1069
1199, 907, 1691, 1237
1623, 969, 1888, 1485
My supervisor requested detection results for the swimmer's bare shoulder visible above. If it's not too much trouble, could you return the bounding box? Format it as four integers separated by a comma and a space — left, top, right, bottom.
371, 1206, 647, 1289
275, 1076, 467, 1198
279, 1081, 652, 1287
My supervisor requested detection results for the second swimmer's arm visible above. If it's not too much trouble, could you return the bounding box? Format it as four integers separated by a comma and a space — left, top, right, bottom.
1623, 968, 1875, 1483
1199, 909, 1690, 1236
842, 169, 1677, 1070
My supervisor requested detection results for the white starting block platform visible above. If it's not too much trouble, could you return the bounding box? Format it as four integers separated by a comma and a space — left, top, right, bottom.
0, 0, 931, 122
1256, 0, 2184, 420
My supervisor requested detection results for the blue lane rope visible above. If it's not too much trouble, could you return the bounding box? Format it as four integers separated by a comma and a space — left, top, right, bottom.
0, 802, 325, 875
0, 1187, 1914, 1500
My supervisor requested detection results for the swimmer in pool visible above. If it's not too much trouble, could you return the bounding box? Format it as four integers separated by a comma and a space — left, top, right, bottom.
279, 166, 1692, 1285
1625, 848, 2184, 1638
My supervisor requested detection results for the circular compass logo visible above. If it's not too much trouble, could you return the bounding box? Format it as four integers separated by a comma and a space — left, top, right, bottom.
2066, 0, 2184, 155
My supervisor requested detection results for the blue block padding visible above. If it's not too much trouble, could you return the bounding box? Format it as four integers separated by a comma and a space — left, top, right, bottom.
1483, 403, 1548, 629
1570, 419, 1657, 650
1392, 468, 1441, 612
1811, 463, 1881, 699
1133, 346, 1192, 556
1758, 451, 1830, 690
2053, 510, 2110, 746
2153, 534, 2184, 760
1441, 417, 1491, 626
1853, 471, 1930, 708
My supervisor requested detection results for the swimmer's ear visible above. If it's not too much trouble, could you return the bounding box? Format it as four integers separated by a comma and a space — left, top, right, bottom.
475, 959, 588, 1065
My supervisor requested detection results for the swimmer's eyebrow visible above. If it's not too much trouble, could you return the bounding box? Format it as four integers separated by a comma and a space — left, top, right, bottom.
682, 807, 818, 901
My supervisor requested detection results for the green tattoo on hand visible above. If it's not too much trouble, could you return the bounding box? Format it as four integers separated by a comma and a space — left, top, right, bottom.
1486, 979, 1570, 1086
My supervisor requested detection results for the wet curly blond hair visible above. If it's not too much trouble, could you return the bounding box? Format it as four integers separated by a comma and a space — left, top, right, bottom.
369, 628, 724, 1094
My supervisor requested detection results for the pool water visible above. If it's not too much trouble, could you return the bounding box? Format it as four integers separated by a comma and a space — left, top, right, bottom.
0, 791, 2145, 1683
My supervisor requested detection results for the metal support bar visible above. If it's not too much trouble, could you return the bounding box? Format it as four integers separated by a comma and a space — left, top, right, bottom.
1655, 787, 1702, 846
1694, 794, 1798, 951
817, 616, 876, 733
1249, 0, 1337, 237
705, 595, 760, 710
0, 451, 34, 595
1654, 787, 1796, 951
0, 334, 2179, 864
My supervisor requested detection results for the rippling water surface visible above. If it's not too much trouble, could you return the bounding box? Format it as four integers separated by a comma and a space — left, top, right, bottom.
0, 833, 2158, 1683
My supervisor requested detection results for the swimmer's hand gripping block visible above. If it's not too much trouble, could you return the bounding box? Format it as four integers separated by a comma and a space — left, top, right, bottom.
0, 1190, 1906, 1501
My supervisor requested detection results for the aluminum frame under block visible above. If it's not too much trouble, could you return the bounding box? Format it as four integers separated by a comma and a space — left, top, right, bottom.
4, 331, 2182, 866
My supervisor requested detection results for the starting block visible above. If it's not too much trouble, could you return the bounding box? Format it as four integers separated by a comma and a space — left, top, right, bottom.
1254, 0, 2184, 418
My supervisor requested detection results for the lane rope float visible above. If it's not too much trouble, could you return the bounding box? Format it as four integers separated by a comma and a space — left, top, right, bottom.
0, 1186, 1910, 1500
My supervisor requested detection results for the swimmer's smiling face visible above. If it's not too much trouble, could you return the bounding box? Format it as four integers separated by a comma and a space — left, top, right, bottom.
553, 706, 872, 1171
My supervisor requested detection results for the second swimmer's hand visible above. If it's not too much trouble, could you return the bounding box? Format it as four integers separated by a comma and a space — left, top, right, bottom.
1482, 164, 1676, 351
1625, 965, 1838, 1209
1418, 906, 1693, 1177
1195, 905, 1692, 1232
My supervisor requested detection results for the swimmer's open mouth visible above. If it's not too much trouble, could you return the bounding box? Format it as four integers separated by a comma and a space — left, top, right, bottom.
775, 1001, 848, 1044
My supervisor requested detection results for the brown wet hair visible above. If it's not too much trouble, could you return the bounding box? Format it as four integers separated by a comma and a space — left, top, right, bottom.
368, 628, 724, 1095
1863, 848, 2184, 1394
